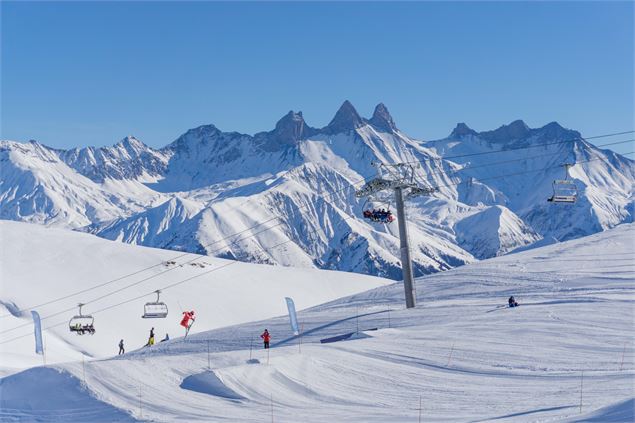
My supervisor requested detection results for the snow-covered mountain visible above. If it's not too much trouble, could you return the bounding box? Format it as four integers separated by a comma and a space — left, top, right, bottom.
1, 102, 633, 279
59, 135, 169, 183
0, 141, 158, 227
427, 120, 635, 242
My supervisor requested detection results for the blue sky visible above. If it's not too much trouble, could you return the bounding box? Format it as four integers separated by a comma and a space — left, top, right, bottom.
2, 1, 633, 154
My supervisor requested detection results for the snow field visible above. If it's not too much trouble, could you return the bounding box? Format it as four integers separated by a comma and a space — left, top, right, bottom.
2, 223, 632, 422
0, 221, 389, 369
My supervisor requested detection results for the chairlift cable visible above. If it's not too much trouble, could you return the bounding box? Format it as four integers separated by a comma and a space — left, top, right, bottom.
4, 133, 629, 319
0, 172, 379, 319
411, 138, 634, 183
3, 133, 631, 326
404, 130, 635, 164
1, 152, 633, 345
1, 133, 632, 337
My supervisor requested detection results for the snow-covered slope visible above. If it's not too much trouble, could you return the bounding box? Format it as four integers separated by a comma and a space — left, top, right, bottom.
2, 103, 633, 280
0, 220, 389, 371
1, 222, 632, 422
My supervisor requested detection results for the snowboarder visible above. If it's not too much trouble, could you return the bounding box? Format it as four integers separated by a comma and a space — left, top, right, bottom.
260, 329, 271, 349
118, 339, 125, 355
161, 333, 170, 342
508, 296, 519, 307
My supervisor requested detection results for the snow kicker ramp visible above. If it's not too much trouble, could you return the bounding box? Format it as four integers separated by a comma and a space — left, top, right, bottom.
0, 367, 135, 422
180, 370, 244, 400
564, 398, 634, 422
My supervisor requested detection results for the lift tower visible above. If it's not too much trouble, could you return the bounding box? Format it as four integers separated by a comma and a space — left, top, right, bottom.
355, 162, 435, 309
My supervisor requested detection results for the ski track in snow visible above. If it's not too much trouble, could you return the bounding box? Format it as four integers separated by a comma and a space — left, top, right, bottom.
1, 223, 633, 422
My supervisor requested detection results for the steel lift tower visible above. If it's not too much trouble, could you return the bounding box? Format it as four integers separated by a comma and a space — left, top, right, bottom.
355, 162, 435, 309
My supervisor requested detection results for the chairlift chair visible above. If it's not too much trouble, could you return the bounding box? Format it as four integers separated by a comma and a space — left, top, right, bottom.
548, 164, 577, 204
142, 290, 168, 319
69, 303, 95, 335
361, 198, 395, 224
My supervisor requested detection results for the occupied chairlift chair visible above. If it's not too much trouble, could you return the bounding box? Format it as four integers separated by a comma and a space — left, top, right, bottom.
548, 164, 578, 204
69, 303, 95, 335
142, 290, 169, 319
361, 197, 396, 224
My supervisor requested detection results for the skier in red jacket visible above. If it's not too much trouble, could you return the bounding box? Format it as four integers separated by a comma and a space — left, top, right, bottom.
260, 329, 271, 349
180, 310, 195, 328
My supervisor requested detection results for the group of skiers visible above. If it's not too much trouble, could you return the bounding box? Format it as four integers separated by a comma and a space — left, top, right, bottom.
71, 322, 95, 335
363, 208, 395, 223
117, 328, 169, 354
116, 309, 272, 355
117, 326, 272, 355
117, 295, 521, 356
144, 327, 170, 347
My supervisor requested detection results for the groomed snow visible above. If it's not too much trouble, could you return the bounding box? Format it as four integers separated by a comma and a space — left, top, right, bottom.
0, 220, 389, 371
1, 222, 633, 422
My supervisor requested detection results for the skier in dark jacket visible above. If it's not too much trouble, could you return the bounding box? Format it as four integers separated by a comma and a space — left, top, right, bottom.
508, 296, 519, 307
260, 329, 271, 349
118, 339, 125, 355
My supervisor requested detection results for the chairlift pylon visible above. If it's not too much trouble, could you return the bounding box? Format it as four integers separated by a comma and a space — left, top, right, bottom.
142, 290, 169, 319
548, 164, 577, 204
69, 303, 95, 335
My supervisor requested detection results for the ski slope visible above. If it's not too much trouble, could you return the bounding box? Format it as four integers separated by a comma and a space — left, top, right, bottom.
1, 222, 633, 422
0, 220, 389, 372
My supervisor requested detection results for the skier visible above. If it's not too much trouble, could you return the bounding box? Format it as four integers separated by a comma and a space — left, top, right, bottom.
118, 339, 125, 355
260, 328, 271, 349
147, 327, 155, 346
181, 310, 195, 336
508, 296, 519, 307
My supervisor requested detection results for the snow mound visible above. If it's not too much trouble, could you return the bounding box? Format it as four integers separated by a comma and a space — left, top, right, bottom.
180, 370, 245, 400
565, 398, 635, 422
0, 367, 135, 422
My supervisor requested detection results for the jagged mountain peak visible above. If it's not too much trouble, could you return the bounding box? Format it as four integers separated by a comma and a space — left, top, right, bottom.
114, 135, 148, 151
538, 121, 580, 140
167, 123, 225, 153
369, 103, 397, 133
325, 100, 365, 134
479, 119, 531, 142
448, 120, 579, 143
450, 122, 478, 138
501, 119, 530, 138
269, 110, 315, 145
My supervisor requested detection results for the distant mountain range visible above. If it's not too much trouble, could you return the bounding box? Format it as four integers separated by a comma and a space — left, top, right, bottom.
2, 101, 633, 279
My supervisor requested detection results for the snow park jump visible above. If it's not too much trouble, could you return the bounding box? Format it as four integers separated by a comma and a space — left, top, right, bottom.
1, 2, 634, 421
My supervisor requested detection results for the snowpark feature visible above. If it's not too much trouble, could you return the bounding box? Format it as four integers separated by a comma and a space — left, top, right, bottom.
1, 222, 632, 422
